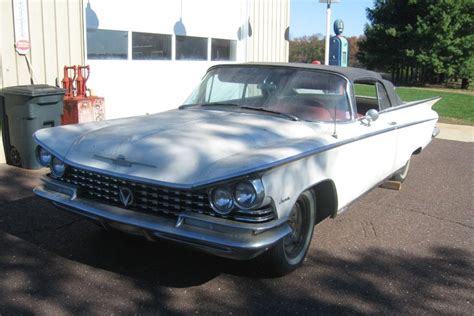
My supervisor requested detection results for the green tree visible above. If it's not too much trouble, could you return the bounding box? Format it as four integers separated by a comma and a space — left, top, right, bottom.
358, 0, 473, 86
458, 55, 474, 89
289, 35, 325, 63
289, 35, 364, 67
347, 36, 364, 68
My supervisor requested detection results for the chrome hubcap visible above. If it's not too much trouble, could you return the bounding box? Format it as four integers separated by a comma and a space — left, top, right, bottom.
284, 199, 308, 259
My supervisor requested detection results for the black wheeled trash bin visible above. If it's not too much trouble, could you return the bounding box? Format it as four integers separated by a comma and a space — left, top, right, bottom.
0, 85, 65, 169
0, 91, 10, 165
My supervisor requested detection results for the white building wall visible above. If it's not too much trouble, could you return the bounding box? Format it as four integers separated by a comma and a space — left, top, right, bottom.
85, 0, 245, 119
85, 0, 290, 119
0, 0, 84, 88
246, 0, 290, 63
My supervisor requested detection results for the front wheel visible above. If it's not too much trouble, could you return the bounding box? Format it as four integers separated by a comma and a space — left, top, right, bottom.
263, 190, 316, 276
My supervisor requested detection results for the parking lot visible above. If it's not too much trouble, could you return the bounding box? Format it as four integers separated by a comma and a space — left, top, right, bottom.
0, 138, 472, 314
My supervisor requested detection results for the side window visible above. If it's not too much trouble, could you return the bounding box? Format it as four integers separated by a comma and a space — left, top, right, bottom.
354, 82, 378, 115
176, 36, 208, 61
354, 81, 390, 114
376, 82, 391, 110
87, 29, 128, 60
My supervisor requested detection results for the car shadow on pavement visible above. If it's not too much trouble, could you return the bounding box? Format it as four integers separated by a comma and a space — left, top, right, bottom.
0, 164, 473, 314
0, 202, 472, 315
0, 195, 228, 287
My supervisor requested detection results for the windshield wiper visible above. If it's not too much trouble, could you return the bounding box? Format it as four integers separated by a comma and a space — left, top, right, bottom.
240, 106, 300, 121
179, 102, 240, 109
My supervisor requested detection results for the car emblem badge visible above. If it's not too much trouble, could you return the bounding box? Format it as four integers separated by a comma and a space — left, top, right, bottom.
118, 186, 134, 207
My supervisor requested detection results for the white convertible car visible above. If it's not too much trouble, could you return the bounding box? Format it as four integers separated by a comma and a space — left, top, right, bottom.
33, 63, 440, 275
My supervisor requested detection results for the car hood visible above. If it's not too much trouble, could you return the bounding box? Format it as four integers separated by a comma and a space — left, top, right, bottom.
34, 109, 330, 188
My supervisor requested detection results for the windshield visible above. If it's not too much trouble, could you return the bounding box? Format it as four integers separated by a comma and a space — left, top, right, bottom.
183, 66, 352, 122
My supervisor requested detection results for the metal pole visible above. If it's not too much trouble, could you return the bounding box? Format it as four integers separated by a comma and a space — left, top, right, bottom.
324, 1, 331, 65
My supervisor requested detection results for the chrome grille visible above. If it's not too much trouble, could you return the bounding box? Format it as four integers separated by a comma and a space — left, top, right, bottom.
55, 167, 275, 223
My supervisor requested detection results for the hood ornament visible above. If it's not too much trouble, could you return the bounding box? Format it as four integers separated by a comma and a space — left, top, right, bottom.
114, 155, 130, 166
93, 154, 157, 168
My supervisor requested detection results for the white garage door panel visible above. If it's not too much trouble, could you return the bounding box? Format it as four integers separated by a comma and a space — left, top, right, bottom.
87, 0, 242, 40
87, 60, 220, 119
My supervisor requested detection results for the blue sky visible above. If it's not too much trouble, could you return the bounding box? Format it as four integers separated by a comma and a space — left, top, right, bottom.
290, 0, 374, 39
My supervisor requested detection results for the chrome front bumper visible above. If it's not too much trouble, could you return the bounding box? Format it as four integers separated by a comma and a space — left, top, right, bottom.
33, 177, 290, 260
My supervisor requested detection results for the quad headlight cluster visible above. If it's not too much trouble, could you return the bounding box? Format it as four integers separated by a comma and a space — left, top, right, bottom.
209, 178, 267, 215
36, 146, 68, 178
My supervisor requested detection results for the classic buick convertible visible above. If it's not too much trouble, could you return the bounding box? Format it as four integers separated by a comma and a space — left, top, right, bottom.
33, 63, 440, 275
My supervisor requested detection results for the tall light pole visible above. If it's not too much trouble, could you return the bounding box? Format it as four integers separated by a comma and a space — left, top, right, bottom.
320, 0, 340, 65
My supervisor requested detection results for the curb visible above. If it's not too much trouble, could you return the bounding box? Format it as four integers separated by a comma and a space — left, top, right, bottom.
436, 123, 474, 143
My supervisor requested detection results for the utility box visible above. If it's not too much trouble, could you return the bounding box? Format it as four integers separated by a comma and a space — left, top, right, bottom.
0, 85, 65, 169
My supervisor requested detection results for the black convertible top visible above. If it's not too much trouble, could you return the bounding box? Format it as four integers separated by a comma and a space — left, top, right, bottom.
221, 62, 382, 83
210, 62, 403, 107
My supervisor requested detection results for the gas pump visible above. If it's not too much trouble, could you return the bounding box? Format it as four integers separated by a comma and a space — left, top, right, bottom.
329, 19, 349, 67
76, 65, 90, 98
61, 64, 105, 125
61, 66, 77, 98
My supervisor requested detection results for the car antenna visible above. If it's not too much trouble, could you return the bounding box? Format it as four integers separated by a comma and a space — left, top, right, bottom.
332, 105, 338, 139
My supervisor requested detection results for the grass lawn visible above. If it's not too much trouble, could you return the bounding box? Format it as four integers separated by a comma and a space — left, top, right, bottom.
396, 87, 474, 125
355, 84, 474, 125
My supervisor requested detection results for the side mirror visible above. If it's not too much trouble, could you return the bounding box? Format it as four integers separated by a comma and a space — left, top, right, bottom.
363, 109, 379, 126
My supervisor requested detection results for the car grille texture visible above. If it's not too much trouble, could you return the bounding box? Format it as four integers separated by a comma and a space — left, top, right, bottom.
56, 167, 275, 223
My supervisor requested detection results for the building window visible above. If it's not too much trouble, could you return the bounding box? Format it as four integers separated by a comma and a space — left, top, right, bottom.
132, 32, 172, 60
211, 39, 236, 61
87, 29, 128, 60
176, 36, 208, 61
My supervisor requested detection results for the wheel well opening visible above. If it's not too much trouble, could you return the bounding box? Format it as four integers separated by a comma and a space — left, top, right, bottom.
309, 180, 338, 224
412, 147, 422, 155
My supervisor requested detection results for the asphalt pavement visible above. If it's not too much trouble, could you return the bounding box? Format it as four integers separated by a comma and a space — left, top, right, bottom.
0, 138, 473, 315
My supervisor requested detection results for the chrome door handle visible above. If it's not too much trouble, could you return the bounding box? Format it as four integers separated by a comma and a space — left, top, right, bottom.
388, 121, 397, 126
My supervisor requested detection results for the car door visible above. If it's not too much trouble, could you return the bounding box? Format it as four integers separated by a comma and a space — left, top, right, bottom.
332, 81, 397, 205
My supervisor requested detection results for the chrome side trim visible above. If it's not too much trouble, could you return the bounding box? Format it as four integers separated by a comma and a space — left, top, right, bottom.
33, 118, 437, 190
432, 127, 440, 138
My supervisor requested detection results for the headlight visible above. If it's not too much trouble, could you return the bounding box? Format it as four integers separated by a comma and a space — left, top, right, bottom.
234, 179, 265, 209
37, 147, 52, 167
50, 157, 67, 177
210, 187, 234, 214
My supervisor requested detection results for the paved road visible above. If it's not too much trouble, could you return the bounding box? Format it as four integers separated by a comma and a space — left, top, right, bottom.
0, 139, 472, 315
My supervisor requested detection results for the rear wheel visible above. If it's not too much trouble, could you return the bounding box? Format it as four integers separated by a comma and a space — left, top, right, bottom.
263, 190, 316, 276
391, 159, 411, 182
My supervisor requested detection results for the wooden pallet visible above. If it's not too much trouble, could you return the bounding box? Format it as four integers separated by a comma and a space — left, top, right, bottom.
380, 180, 402, 191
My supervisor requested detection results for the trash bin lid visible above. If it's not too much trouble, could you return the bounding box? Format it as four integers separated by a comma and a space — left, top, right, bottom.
1, 84, 65, 97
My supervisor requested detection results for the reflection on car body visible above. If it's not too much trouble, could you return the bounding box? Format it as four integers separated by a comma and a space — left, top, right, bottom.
33, 63, 440, 275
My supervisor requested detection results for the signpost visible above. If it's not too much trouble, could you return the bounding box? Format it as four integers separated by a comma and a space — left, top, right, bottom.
319, 0, 340, 65
12, 0, 30, 55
